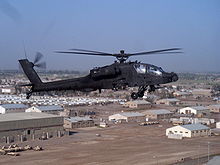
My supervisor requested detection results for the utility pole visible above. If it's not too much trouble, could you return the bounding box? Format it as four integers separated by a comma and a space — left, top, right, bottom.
198, 143, 200, 165
153, 155, 158, 165
208, 141, 210, 161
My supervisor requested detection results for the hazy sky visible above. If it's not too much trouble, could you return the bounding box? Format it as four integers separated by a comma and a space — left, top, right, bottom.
0, 0, 220, 72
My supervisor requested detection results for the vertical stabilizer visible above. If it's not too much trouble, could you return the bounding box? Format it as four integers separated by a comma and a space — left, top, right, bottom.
19, 59, 42, 84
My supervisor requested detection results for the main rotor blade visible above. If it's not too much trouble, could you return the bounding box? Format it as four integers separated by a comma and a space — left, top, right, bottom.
130, 48, 182, 56
156, 51, 183, 54
34, 52, 44, 64
69, 49, 111, 55
55, 51, 113, 56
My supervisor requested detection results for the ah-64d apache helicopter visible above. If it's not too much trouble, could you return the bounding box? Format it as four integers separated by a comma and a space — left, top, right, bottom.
19, 48, 180, 99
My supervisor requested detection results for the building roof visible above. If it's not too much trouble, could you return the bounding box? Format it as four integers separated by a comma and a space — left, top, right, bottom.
0, 112, 61, 122
119, 112, 145, 117
192, 89, 211, 92
180, 123, 209, 131
173, 91, 191, 95
65, 116, 93, 123
0, 103, 28, 109
209, 104, 220, 109
190, 106, 208, 111
36, 105, 64, 111
144, 109, 173, 115
128, 100, 151, 105
159, 98, 180, 102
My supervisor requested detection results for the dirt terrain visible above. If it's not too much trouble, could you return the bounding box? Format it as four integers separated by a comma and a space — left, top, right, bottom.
1, 122, 220, 165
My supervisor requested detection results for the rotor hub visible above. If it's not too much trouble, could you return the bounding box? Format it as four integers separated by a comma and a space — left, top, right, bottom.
120, 50, 125, 54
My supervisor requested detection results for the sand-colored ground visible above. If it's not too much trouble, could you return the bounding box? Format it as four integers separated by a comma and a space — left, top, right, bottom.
1, 122, 220, 165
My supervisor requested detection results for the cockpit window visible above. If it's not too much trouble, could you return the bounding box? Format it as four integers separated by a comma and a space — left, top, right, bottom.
148, 66, 163, 75
134, 64, 146, 74
159, 67, 164, 72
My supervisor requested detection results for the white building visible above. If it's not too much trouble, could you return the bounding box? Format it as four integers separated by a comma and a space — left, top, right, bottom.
166, 123, 210, 138
1, 88, 12, 94
179, 106, 210, 116
25, 105, 64, 115
0, 104, 28, 114
109, 112, 146, 123
216, 122, 220, 129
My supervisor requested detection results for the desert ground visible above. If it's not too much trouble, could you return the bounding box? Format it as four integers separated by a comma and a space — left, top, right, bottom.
1, 122, 220, 165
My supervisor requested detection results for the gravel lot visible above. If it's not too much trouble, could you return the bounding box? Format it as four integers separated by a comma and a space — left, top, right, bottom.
1, 122, 220, 165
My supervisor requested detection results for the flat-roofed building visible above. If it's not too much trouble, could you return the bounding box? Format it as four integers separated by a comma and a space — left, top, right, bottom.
173, 91, 191, 98
166, 123, 210, 138
0, 103, 28, 114
109, 112, 146, 123
1, 87, 15, 94
156, 98, 180, 105
26, 105, 64, 115
217, 122, 220, 129
123, 100, 151, 109
179, 106, 210, 117
0, 112, 64, 143
208, 104, 220, 113
192, 89, 212, 98
64, 116, 94, 129
142, 109, 173, 120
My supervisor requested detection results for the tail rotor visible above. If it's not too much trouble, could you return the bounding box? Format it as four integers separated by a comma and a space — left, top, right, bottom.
33, 52, 46, 69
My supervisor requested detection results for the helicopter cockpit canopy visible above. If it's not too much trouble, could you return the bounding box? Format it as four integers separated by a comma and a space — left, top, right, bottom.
148, 66, 163, 75
133, 64, 146, 74
133, 64, 164, 75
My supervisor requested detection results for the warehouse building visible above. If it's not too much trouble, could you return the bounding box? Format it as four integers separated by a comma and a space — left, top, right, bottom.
0, 103, 29, 114
0, 112, 64, 143
109, 112, 146, 123
166, 123, 210, 138
173, 91, 191, 98
170, 117, 215, 126
179, 106, 210, 117
64, 116, 94, 129
208, 104, 220, 113
192, 89, 212, 98
142, 109, 173, 120
123, 100, 152, 109
156, 98, 180, 105
66, 109, 96, 117
25, 105, 64, 115
211, 122, 220, 136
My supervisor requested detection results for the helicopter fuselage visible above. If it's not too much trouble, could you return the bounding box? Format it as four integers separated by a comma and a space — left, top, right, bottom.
31, 61, 178, 93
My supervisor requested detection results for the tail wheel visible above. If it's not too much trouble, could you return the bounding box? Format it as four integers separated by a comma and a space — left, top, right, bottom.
26, 93, 31, 99
26, 90, 32, 99
131, 92, 138, 100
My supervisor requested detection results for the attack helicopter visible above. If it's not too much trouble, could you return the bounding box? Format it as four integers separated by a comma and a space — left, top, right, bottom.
18, 48, 180, 99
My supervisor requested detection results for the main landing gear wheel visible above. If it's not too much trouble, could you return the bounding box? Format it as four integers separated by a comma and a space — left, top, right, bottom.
131, 85, 150, 100
131, 92, 138, 100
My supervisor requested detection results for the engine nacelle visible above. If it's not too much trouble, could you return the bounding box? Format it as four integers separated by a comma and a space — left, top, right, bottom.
90, 66, 120, 79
